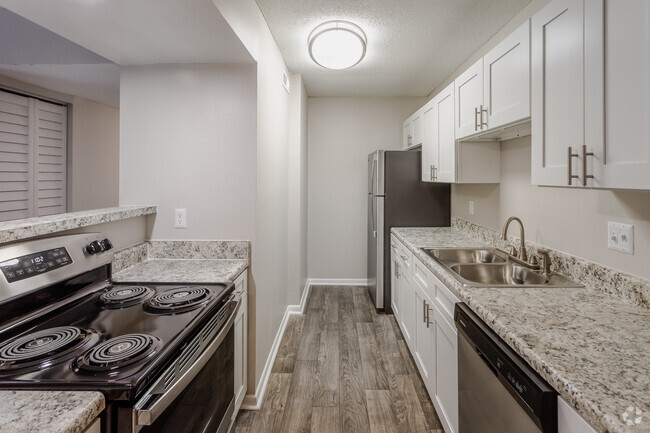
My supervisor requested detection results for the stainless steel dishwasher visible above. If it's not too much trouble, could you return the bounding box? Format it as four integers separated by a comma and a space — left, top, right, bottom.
454, 303, 558, 433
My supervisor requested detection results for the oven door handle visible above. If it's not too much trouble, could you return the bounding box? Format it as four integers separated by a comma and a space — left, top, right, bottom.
132, 296, 240, 430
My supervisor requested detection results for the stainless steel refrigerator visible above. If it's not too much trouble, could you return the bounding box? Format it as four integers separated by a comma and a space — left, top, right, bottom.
367, 150, 450, 312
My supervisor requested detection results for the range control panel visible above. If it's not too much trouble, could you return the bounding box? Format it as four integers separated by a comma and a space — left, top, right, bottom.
0, 247, 72, 283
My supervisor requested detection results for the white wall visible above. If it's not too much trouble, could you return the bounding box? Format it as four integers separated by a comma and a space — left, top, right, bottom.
287, 74, 309, 303
119, 64, 257, 241
307, 97, 424, 279
0, 73, 120, 213
69, 97, 119, 211
452, 137, 650, 280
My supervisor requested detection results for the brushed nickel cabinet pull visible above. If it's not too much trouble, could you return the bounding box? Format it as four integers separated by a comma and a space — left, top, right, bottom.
423, 299, 427, 323
567, 147, 580, 186
430, 165, 435, 181
582, 145, 594, 185
481, 105, 487, 129
395, 261, 400, 278
474, 107, 480, 131
426, 304, 432, 328
433, 165, 437, 181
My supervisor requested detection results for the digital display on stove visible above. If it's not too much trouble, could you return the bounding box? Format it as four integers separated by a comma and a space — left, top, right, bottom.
0, 247, 72, 283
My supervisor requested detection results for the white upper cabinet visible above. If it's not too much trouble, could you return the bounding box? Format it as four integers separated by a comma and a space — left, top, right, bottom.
435, 83, 457, 183
592, 0, 650, 189
421, 101, 437, 181
483, 20, 531, 130
403, 118, 413, 149
412, 109, 423, 147
531, 0, 603, 187
455, 59, 485, 139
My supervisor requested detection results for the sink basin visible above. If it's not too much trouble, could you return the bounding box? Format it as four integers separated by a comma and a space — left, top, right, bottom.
450, 263, 547, 286
423, 247, 583, 288
424, 248, 507, 264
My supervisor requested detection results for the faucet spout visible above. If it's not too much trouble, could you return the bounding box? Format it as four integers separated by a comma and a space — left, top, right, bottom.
502, 216, 528, 262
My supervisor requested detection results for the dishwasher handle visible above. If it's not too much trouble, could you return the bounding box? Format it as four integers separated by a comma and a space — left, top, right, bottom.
455, 302, 558, 433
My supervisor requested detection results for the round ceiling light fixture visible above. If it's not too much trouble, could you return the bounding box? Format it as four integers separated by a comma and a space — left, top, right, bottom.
308, 20, 367, 70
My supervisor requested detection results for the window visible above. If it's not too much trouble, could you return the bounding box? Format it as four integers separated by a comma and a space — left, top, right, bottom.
0, 89, 67, 222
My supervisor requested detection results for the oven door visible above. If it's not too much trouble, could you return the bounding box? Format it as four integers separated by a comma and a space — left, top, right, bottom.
121, 296, 238, 433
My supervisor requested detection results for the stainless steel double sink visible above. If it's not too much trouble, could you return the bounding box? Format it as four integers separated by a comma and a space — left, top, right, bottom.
423, 248, 582, 288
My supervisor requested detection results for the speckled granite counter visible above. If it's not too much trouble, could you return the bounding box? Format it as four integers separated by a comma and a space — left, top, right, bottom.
0, 206, 156, 244
113, 258, 247, 283
392, 227, 650, 433
0, 391, 104, 433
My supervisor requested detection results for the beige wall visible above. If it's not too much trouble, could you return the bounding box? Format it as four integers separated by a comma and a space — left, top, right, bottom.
118, 63, 257, 241
452, 137, 650, 280
69, 97, 119, 211
307, 97, 425, 280
0, 74, 120, 213
287, 74, 309, 303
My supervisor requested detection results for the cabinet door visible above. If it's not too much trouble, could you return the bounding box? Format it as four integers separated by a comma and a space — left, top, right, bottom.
234, 293, 247, 411
403, 118, 413, 149
531, 0, 604, 187
413, 281, 436, 397
593, 1, 650, 189
483, 20, 530, 129
435, 304, 459, 433
391, 251, 400, 318
421, 101, 437, 182
436, 82, 456, 183
455, 59, 484, 139
558, 396, 599, 433
412, 109, 423, 147
399, 270, 415, 349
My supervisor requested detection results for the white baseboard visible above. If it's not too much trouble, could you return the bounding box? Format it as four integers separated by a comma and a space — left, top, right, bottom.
241, 299, 303, 410
307, 278, 368, 286
240, 278, 368, 411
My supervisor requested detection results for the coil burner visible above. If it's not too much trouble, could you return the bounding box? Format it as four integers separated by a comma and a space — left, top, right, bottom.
145, 287, 216, 314
0, 326, 99, 372
75, 334, 162, 373
99, 286, 154, 308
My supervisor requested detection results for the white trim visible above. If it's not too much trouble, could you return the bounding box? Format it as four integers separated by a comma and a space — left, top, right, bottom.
307, 278, 368, 286
241, 303, 301, 410
239, 279, 368, 410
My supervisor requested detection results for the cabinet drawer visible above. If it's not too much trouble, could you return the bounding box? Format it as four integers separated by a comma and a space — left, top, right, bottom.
432, 275, 460, 321
413, 257, 435, 299
396, 240, 413, 273
233, 271, 248, 297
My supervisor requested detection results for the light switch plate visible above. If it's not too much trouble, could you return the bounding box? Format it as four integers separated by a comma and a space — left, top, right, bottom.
619, 223, 634, 254
608, 221, 634, 254
608, 222, 619, 250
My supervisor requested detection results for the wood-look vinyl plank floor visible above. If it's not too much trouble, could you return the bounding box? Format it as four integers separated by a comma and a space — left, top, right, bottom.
234, 286, 443, 433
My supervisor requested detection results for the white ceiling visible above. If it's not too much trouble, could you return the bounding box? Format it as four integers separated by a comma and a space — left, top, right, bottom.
255, 0, 533, 97
0, 0, 253, 65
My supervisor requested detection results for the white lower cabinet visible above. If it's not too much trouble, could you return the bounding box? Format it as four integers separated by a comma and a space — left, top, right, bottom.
413, 279, 436, 397
233, 271, 248, 415
391, 248, 400, 318
391, 237, 460, 433
558, 397, 599, 433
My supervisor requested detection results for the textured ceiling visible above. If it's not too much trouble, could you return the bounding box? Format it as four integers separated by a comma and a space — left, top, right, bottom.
256, 0, 532, 97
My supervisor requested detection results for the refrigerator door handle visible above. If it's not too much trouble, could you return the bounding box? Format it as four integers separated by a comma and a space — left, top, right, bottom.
370, 196, 376, 238
370, 158, 377, 195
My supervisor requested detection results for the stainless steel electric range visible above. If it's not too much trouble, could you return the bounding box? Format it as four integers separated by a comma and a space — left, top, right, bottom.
0, 233, 238, 433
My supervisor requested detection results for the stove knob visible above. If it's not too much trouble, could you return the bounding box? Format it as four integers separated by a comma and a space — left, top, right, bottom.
100, 238, 113, 251
86, 241, 103, 255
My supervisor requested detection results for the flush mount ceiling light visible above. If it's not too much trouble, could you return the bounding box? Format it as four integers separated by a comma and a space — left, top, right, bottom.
308, 20, 367, 70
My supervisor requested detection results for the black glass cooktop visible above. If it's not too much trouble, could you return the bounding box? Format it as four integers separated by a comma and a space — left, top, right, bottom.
0, 280, 232, 401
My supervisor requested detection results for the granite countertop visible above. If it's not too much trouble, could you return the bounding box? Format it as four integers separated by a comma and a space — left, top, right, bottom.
392, 227, 650, 433
113, 258, 248, 283
0, 206, 157, 244
0, 391, 104, 433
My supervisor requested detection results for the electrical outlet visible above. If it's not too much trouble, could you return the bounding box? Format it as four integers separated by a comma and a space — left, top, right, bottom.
608, 221, 634, 254
469, 200, 474, 215
175, 208, 187, 228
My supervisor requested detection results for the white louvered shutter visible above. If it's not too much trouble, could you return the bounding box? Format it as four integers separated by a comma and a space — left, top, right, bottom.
34, 100, 67, 216
0, 91, 33, 221
0, 90, 67, 222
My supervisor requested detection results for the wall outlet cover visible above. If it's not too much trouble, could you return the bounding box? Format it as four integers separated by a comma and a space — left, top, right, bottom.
619, 223, 634, 255
175, 208, 187, 228
469, 200, 475, 215
607, 221, 619, 250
